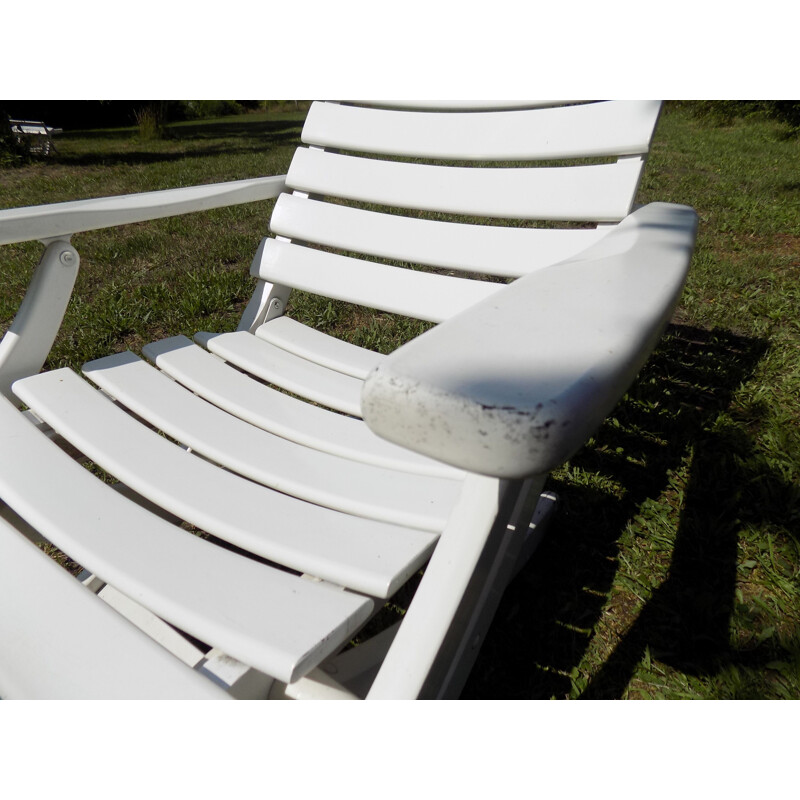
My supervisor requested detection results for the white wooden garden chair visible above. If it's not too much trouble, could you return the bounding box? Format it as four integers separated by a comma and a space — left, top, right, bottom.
0, 101, 697, 699
8, 118, 62, 156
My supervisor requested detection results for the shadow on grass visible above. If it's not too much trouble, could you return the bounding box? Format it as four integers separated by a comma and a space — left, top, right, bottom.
52, 119, 303, 168
461, 324, 797, 699
167, 118, 303, 140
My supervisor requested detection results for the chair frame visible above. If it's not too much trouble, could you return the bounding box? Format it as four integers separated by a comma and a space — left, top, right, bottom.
0, 101, 697, 699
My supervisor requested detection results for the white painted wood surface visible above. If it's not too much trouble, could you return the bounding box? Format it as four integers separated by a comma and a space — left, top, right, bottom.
257, 238, 502, 322
142, 336, 458, 477
367, 474, 527, 698
0, 100, 691, 698
349, 101, 583, 110
0, 176, 286, 245
80, 352, 460, 531
0, 395, 375, 683
0, 241, 80, 403
287, 148, 645, 222
361, 203, 699, 478
255, 316, 384, 379
303, 101, 662, 160
0, 514, 230, 700
13, 369, 445, 593
195, 330, 366, 416
270, 193, 609, 278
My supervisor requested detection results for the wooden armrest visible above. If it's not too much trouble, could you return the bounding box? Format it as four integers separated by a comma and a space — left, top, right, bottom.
0, 176, 287, 245
361, 203, 698, 478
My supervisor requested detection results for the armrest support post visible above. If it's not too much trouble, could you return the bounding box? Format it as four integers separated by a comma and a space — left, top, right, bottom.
0, 240, 80, 404
0, 175, 288, 401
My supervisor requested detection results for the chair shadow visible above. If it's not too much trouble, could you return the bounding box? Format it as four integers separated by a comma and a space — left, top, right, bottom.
461, 323, 794, 699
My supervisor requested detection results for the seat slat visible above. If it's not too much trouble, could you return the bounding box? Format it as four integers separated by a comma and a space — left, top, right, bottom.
0, 514, 231, 700
195, 330, 365, 416
13, 369, 444, 595
270, 194, 609, 278
303, 101, 662, 160
257, 238, 502, 323
81, 352, 460, 533
142, 336, 458, 478
255, 316, 384, 379
286, 148, 644, 222
0, 397, 374, 684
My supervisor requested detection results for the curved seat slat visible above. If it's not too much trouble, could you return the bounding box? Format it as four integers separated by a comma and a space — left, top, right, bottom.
196, 330, 365, 416
0, 396, 374, 684
0, 514, 230, 700
255, 316, 384, 379
13, 369, 445, 596
80, 352, 460, 533
142, 336, 457, 478
303, 101, 662, 161
286, 148, 644, 222
270, 193, 609, 278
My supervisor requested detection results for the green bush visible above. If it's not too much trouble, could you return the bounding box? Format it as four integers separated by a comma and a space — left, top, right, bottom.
763, 100, 800, 131
134, 105, 164, 140
679, 101, 800, 133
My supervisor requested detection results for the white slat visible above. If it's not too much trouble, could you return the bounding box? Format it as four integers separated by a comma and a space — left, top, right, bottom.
0, 397, 374, 683
142, 336, 459, 478
81, 352, 460, 533
0, 514, 231, 700
257, 238, 502, 323
270, 194, 609, 278
195, 330, 365, 416
286, 148, 645, 222
303, 101, 662, 160
255, 316, 384, 379
353, 101, 583, 110
13, 369, 444, 595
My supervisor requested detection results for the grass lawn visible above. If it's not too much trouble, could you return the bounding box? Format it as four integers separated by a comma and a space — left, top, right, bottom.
1, 104, 798, 699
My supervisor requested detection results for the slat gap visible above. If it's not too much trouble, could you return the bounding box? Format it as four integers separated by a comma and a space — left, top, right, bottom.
302, 149, 620, 169
284, 238, 514, 285
275, 195, 602, 230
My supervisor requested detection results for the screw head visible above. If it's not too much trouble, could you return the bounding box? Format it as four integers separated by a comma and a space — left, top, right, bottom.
59, 250, 76, 266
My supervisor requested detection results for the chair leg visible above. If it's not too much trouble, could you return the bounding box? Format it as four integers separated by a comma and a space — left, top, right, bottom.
366, 474, 547, 699
429, 478, 551, 699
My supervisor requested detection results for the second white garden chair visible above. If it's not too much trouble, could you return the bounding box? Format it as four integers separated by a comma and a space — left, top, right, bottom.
0, 101, 697, 699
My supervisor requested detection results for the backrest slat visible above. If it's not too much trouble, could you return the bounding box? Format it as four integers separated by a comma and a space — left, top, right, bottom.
286, 148, 645, 223
257, 239, 502, 322
302, 101, 662, 161
255, 100, 662, 331
270, 194, 608, 278
352, 101, 582, 111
